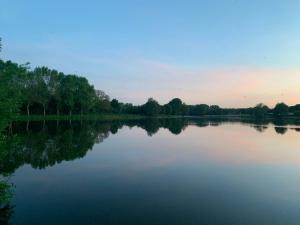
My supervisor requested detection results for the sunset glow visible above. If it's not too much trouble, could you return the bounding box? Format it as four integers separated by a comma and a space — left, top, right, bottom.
1, 0, 300, 107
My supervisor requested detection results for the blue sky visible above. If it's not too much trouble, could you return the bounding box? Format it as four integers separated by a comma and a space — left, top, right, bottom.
1, 0, 300, 106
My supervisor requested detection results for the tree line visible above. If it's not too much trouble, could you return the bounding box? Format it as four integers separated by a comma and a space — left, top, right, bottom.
1, 59, 299, 118
0, 39, 299, 119
0, 60, 113, 117
139, 98, 298, 117
1, 117, 299, 175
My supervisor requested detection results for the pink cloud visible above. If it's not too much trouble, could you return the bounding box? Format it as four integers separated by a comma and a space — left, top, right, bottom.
114, 59, 300, 107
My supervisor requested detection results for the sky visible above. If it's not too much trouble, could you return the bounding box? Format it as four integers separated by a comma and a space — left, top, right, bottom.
1, 0, 300, 107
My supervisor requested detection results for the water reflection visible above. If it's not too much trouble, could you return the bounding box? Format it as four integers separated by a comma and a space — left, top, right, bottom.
252, 125, 268, 133
0, 204, 13, 225
0, 177, 14, 225
274, 126, 288, 135
1, 117, 300, 175
1, 117, 300, 225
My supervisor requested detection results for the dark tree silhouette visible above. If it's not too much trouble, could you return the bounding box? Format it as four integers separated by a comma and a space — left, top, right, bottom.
142, 98, 161, 116
273, 103, 289, 117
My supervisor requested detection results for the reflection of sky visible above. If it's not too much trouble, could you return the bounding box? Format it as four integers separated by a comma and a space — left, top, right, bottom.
92, 125, 300, 169
2, 1, 300, 107
11, 123, 300, 225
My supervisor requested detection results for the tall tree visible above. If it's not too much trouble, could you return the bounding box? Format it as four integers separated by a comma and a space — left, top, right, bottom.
142, 98, 161, 116
94, 90, 111, 113
168, 98, 183, 115
189, 104, 209, 116
22, 71, 35, 116
253, 103, 269, 118
49, 71, 63, 116
209, 105, 222, 115
61, 75, 76, 116
0, 60, 28, 117
111, 99, 121, 113
75, 77, 95, 115
33, 67, 52, 116
273, 102, 289, 117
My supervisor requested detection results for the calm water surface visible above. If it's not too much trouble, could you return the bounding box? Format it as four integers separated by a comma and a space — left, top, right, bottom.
1, 118, 300, 225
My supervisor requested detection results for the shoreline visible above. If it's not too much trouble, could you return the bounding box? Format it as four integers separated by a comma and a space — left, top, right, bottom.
10, 114, 146, 121
9, 114, 300, 122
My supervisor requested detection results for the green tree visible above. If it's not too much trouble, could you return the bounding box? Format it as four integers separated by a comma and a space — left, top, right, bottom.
22, 71, 36, 116
33, 67, 53, 116
61, 75, 76, 116
49, 71, 63, 116
168, 98, 183, 115
94, 90, 111, 113
162, 104, 172, 115
0, 60, 27, 117
190, 104, 209, 116
273, 102, 289, 117
209, 105, 222, 115
289, 104, 300, 116
75, 77, 95, 115
253, 103, 269, 118
111, 99, 121, 113
142, 98, 161, 116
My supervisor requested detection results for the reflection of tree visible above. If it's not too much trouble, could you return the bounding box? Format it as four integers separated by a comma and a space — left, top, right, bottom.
161, 118, 188, 135
252, 125, 268, 133
194, 119, 209, 127
0, 120, 120, 223
137, 118, 188, 136
110, 123, 120, 134
1, 118, 299, 176
274, 127, 288, 135
209, 121, 221, 127
0, 121, 113, 175
2, 117, 299, 224
0, 121, 15, 225
0, 204, 14, 225
0, 179, 13, 205
0, 176, 14, 225
140, 119, 161, 136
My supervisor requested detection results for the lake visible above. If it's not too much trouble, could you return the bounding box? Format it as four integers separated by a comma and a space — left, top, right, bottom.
1, 117, 300, 225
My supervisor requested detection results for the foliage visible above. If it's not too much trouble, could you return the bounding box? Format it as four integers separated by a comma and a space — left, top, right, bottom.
0, 180, 13, 205
111, 99, 121, 113
253, 103, 269, 118
94, 90, 111, 113
273, 102, 289, 117
0, 59, 111, 118
167, 98, 184, 115
209, 105, 222, 115
142, 98, 161, 116
0, 61, 28, 117
0, 37, 299, 119
189, 104, 209, 116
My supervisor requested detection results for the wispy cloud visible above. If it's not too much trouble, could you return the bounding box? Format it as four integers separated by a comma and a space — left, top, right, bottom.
107, 60, 300, 107
3, 38, 300, 107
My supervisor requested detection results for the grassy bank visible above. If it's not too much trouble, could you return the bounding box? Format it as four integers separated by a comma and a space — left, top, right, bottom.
9, 113, 300, 122
11, 114, 146, 121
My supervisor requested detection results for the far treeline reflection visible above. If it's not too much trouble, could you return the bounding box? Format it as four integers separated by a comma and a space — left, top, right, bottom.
1, 118, 300, 223
1, 117, 300, 175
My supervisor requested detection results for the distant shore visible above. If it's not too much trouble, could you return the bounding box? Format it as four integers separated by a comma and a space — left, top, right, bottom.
11, 114, 146, 121
10, 113, 300, 122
